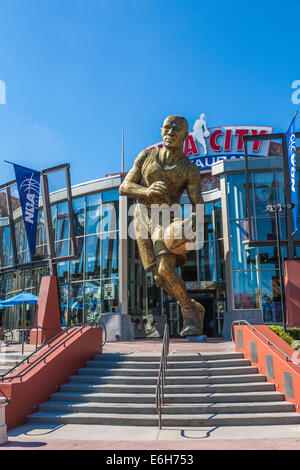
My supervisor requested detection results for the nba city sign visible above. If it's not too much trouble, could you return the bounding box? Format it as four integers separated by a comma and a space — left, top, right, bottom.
148, 115, 273, 173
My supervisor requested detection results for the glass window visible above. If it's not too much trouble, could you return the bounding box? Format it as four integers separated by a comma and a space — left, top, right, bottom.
59, 284, 69, 326
204, 203, 213, 243
69, 282, 84, 324
214, 201, 223, 239
57, 260, 69, 284
233, 270, 260, 309
84, 281, 101, 321
70, 237, 84, 280
254, 215, 286, 242
101, 203, 118, 232
102, 189, 119, 203
73, 197, 85, 237
216, 238, 225, 281
37, 209, 46, 246
260, 270, 283, 323
57, 202, 70, 241
101, 231, 118, 279
227, 173, 247, 220
86, 194, 101, 235
252, 171, 278, 217
56, 239, 69, 258
230, 220, 257, 270
85, 235, 100, 279
257, 246, 287, 270
0, 226, 11, 267
198, 241, 216, 281
101, 280, 119, 313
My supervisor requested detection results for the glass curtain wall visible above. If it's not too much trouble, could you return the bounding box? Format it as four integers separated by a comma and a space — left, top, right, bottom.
227, 170, 300, 322
56, 189, 119, 325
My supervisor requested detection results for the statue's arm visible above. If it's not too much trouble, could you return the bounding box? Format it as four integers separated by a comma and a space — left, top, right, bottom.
186, 165, 204, 224
119, 151, 149, 199
186, 165, 204, 206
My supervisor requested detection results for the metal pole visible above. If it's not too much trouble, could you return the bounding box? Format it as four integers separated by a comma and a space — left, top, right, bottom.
122, 123, 125, 173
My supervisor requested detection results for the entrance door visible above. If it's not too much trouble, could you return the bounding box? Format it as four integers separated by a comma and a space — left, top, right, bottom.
195, 296, 215, 337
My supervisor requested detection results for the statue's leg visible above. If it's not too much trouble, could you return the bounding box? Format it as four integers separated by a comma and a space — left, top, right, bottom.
156, 253, 204, 336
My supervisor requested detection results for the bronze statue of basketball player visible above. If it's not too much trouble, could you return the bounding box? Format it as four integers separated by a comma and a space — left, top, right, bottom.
119, 115, 205, 336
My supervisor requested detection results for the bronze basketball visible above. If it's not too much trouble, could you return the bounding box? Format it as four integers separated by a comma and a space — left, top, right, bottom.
164, 219, 196, 255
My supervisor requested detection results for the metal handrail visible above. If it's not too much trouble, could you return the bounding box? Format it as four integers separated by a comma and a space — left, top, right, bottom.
0, 317, 106, 382
0, 326, 47, 354
231, 319, 300, 368
155, 323, 169, 429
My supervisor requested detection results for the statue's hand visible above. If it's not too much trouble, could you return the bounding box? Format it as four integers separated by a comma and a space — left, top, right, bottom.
146, 181, 169, 198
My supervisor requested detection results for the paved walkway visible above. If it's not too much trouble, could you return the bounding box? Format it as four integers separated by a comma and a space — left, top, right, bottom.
1, 338, 300, 450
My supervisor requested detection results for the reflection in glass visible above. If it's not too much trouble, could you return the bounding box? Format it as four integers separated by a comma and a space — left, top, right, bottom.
69, 283, 84, 324
102, 280, 119, 313
198, 242, 216, 281
73, 197, 85, 237
0, 226, 11, 267
70, 237, 84, 280
102, 203, 117, 232
57, 202, 70, 240
101, 232, 118, 278
84, 281, 100, 321
230, 220, 257, 270
252, 172, 277, 217
59, 284, 69, 326
86, 194, 101, 235
85, 235, 100, 279
260, 270, 282, 323
102, 189, 119, 203
233, 271, 260, 309
37, 209, 46, 246
227, 174, 247, 220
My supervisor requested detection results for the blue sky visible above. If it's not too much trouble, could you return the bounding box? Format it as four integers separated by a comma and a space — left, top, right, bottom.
0, 0, 299, 187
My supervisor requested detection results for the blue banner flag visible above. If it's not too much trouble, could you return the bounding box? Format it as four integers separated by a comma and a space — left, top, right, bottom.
286, 114, 298, 234
13, 164, 41, 255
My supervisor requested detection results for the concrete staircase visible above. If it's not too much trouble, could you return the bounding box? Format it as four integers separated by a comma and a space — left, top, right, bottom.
0, 352, 30, 376
26, 351, 300, 427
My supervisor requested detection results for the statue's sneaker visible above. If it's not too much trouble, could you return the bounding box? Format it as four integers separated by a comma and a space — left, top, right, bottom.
191, 299, 205, 333
179, 301, 205, 337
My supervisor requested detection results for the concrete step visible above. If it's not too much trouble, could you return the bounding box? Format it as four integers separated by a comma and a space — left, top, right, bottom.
25, 350, 300, 429
86, 359, 251, 369
26, 410, 300, 426
0, 352, 29, 359
68, 373, 266, 386
0, 353, 31, 376
38, 400, 296, 415
50, 390, 286, 404
60, 381, 276, 394
80, 366, 258, 377
93, 352, 245, 362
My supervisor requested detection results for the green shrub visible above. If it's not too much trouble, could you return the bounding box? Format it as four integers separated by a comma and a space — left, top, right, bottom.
286, 327, 300, 341
268, 325, 294, 346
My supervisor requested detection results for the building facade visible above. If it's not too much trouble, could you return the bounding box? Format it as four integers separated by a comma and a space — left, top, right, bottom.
0, 122, 299, 340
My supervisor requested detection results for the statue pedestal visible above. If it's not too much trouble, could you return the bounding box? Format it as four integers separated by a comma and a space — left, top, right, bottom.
186, 334, 207, 342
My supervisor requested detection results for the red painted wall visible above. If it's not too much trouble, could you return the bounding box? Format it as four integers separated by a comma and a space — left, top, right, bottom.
0, 327, 103, 430
285, 259, 300, 328
234, 324, 300, 412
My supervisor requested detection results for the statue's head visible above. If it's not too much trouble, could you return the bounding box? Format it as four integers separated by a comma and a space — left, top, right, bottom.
161, 115, 189, 149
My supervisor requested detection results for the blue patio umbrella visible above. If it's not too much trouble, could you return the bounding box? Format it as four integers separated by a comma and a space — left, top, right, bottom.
0, 292, 38, 306
0, 292, 39, 350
